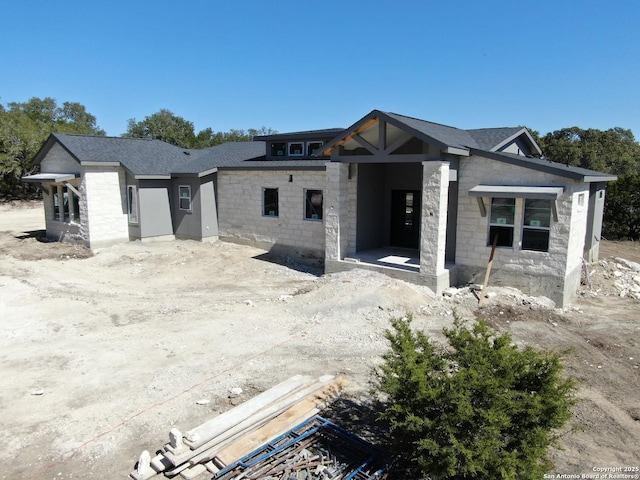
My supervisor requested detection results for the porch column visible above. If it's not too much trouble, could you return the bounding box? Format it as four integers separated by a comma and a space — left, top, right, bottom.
325, 161, 349, 266
420, 161, 450, 294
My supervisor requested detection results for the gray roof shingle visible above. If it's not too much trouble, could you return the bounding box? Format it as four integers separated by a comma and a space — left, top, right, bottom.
466, 127, 524, 151
383, 112, 481, 149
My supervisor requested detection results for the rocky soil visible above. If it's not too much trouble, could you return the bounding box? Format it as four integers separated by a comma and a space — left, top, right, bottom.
0, 201, 638, 479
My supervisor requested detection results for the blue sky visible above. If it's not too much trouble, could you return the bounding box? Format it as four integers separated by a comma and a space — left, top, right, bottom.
2, 0, 639, 138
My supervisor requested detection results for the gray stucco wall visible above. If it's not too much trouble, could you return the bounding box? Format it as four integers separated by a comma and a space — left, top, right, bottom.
356, 164, 385, 251
498, 137, 535, 156
40, 143, 81, 174
199, 175, 218, 239
172, 177, 203, 240
381, 163, 423, 245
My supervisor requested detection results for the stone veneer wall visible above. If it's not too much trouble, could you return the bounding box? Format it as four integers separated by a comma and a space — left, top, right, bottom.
83, 166, 130, 247
455, 155, 589, 306
217, 169, 326, 258
40, 143, 87, 245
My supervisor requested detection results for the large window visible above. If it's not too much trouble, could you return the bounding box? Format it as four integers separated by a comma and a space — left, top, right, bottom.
127, 185, 138, 224
179, 185, 192, 211
488, 198, 515, 247
522, 199, 551, 252
51, 185, 80, 223
263, 188, 279, 217
304, 189, 323, 220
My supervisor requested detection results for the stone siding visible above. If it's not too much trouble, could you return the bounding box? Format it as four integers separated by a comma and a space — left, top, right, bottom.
217, 169, 326, 258
83, 166, 130, 247
419, 161, 450, 293
455, 155, 589, 305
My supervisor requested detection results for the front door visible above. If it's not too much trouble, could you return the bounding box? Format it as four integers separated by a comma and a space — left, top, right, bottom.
390, 190, 420, 248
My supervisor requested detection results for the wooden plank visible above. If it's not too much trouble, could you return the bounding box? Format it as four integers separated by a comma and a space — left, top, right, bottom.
183, 374, 313, 449
479, 234, 499, 306
186, 375, 338, 466
215, 378, 347, 465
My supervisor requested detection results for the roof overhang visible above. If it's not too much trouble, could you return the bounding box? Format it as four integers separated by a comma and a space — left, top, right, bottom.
135, 175, 172, 180
468, 185, 564, 199
81, 161, 121, 167
21, 173, 78, 183
469, 184, 564, 221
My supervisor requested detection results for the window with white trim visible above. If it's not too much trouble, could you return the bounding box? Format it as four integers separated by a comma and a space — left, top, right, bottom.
488, 197, 515, 247
522, 199, 551, 252
288, 142, 304, 156
262, 188, 279, 217
304, 189, 323, 220
179, 185, 192, 211
51, 185, 60, 221
127, 185, 138, 224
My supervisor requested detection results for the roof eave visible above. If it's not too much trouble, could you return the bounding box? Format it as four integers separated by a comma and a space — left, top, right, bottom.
470, 149, 617, 183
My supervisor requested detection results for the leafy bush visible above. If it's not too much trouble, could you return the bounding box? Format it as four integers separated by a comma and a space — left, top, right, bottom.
373, 315, 575, 479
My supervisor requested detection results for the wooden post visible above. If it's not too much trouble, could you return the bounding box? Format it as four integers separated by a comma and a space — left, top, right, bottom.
478, 234, 499, 306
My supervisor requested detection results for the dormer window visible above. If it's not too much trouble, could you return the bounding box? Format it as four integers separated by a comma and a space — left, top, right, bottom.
271, 142, 286, 156
288, 142, 304, 156
307, 141, 323, 156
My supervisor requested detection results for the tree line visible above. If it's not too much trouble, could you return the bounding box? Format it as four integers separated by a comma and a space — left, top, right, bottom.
1, 97, 639, 239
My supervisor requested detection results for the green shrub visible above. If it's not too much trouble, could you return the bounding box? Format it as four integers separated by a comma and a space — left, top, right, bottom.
373, 314, 575, 479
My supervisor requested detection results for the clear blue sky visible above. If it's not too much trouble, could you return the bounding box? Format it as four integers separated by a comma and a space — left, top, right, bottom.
2, 0, 639, 138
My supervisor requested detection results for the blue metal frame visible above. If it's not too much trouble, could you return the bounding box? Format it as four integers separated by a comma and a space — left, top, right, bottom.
213, 415, 388, 479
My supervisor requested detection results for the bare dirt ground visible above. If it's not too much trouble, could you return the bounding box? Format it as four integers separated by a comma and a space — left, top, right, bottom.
1, 201, 638, 479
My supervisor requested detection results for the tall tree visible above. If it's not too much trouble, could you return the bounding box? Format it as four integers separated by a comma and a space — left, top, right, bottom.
0, 97, 104, 199
124, 109, 277, 149
123, 109, 196, 148
539, 126, 640, 240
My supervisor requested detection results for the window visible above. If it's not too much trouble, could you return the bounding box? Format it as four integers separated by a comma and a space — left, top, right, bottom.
307, 141, 323, 156
72, 190, 81, 222
263, 188, 279, 217
271, 142, 286, 156
51, 185, 60, 221
488, 198, 515, 247
304, 189, 323, 220
288, 142, 304, 156
50, 185, 80, 223
179, 185, 192, 211
127, 185, 138, 224
62, 187, 70, 222
522, 199, 551, 252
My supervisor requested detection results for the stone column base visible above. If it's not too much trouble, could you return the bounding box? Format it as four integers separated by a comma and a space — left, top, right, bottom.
418, 270, 450, 296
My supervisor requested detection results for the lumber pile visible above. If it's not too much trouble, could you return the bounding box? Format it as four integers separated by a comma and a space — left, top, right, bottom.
130, 374, 348, 480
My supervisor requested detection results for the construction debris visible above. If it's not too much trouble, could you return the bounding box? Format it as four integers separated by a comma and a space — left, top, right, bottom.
213, 416, 388, 480
130, 375, 365, 480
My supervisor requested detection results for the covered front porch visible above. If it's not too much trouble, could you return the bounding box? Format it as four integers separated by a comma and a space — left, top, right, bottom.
319, 112, 460, 294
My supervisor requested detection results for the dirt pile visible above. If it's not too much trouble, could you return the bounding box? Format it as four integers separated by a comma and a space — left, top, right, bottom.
582, 257, 640, 299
